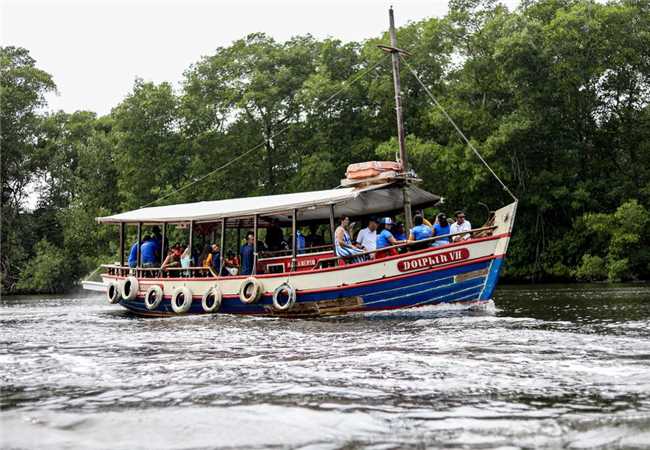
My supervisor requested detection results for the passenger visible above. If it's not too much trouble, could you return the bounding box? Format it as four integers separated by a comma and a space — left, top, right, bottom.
305, 224, 324, 248
180, 246, 192, 276
432, 213, 451, 247
240, 232, 255, 276
127, 241, 139, 268
376, 217, 405, 258
334, 216, 364, 263
265, 218, 284, 252
210, 243, 221, 274
408, 215, 433, 246
450, 210, 472, 241
355, 217, 378, 254
140, 235, 159, 268
223, 250, 240, 276
161, 244, 182, 275
393, 222, 407, 241
294, 230, 306, 254
198, 244, 212, 268
152, 225, 167, 253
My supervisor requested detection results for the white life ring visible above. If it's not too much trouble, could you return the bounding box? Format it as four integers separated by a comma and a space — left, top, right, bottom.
144, 285, 164, 311
121, 276, 139, 301
106, 281, 121, 304
201, 285, 222, 313
272, 282, 297, 311
171, 286, 193, 314
239, 277, 263, 304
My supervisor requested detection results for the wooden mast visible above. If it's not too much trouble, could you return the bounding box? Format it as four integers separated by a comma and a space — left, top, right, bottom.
388, 7, 413, 230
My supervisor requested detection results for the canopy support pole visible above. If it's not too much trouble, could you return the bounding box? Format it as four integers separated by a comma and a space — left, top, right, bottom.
291, 209, 297, 272
160, 223, 167, 267
189, 221, 194, 263
136, 222, 142, 268
252, 214, 258, 275
119, 222, 125, 267
219, 219, 226, 276
329, 204, 336, 252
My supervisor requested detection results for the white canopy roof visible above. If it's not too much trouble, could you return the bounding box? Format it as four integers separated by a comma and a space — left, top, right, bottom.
96, 183, 440, 224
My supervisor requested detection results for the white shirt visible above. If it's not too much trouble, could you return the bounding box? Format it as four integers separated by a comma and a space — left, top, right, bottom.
355, 227, 377, 251
450, 220, 472, 239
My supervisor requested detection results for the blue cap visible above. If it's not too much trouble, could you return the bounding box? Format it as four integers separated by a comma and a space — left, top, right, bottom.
380, 217, 393, 225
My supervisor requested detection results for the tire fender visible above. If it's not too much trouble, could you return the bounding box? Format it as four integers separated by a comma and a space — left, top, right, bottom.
121, 276, 139, 301
239, 277, 263, 304
171, 286, 193, 314
272, 282, 297, 311
144, 285, 164, 311
201, 285, 223, 313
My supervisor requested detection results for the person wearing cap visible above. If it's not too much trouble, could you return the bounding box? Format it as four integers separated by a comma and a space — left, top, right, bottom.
355, 217, 378, 254
450, 210, 472, 241
376, 217, 405, 258
433, 213, 451, 246
408, 215, 433, 248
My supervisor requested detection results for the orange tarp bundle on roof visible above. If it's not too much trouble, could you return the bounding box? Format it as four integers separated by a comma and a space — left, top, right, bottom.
345, 161, 402, 180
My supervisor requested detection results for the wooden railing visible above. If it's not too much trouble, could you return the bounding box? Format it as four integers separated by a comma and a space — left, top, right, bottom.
101, 225, 498, 278
313, 225, 498, 269
102, 265, 217, 278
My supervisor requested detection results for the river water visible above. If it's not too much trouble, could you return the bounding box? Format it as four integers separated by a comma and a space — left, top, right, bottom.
1, 284, 650, 449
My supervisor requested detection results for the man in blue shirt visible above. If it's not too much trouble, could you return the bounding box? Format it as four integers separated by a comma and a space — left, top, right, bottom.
240, 232, 255, 276
128, 241, 139, 268
140, 236, 159, 267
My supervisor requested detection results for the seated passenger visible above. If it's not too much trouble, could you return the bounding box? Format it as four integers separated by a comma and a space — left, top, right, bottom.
265, 218, 284, 252
223, 250, 240, 276
433, 213, 451, 247
140, 235, 159, 268
305, 224, 324, 248
334, 216, 364, 263
408, 215, 433, 249
450, 211, 472, 241
393, 222, 407, 241
376, 217, 405, 258
161, 244, 182, 273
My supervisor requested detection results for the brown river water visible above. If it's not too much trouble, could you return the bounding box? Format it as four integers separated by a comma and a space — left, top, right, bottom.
1, 284, 650, 449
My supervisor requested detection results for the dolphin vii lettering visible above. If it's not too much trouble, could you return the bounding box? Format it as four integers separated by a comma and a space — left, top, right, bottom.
397, 248, 470, 272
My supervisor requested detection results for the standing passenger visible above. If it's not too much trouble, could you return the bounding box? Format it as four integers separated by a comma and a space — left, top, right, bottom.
240, 232, 255, 276
128, 241, 139, 268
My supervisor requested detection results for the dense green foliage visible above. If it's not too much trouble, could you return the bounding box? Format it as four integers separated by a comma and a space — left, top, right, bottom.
2, 0, 650, 293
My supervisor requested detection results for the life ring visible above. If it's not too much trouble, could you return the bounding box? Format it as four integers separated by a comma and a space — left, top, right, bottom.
144, 285, 163, 311
239, 277, 263, 304
121, 276, 139, 301
171, 286, 193, 314
201, 285, 222, 313
272, 282, 297, 311
106, 281, 120, 304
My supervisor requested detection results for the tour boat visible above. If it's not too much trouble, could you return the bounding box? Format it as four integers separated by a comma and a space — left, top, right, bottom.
84, 8, 518, 317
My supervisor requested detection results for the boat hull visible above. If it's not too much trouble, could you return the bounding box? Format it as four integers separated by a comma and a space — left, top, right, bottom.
100, 202, 516, 318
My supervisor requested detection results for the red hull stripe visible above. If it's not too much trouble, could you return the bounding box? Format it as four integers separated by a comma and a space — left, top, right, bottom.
106, 233, 510, 283
132, 253, 505, 301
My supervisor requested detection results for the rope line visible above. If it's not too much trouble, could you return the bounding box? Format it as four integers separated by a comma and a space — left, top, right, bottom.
141, 55, 391, 209
400, 56, 518, 202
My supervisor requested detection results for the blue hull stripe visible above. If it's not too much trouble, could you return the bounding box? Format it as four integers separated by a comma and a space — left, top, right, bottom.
120, 257, 505, 316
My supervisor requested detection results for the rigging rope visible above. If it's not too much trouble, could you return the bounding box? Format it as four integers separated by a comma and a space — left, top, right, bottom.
141, 54, 391, 209
400, 56, 518, 203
